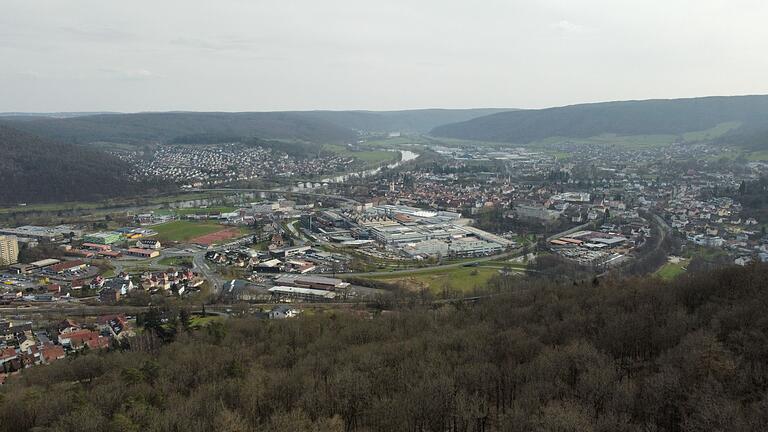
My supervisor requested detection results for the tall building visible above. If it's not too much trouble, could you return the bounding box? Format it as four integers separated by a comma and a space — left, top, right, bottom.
0, 235, 20, 266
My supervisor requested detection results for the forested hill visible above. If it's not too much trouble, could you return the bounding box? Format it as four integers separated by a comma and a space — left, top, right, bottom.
299, 108, 511, 134
4, 263, 768, 431
431, 94, 768, 147
0, 109, 509, 146
0, 126, 170, 205
0, 112, 359, 146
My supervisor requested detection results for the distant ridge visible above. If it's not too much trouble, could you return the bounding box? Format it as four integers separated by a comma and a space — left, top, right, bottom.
0, 112, 119, 119
0, 109, 510, 146
430, 95, 768, 149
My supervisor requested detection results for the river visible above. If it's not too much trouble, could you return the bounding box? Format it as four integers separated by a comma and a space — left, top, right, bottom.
294, 150, 420, 189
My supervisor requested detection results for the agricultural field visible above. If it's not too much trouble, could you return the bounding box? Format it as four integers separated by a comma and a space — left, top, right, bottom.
152, 221, 226, 242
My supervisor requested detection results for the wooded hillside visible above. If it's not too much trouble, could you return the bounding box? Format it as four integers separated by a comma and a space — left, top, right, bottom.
431, 95, 768, 148
2, 264, 768, 431
0, 126, 172, 205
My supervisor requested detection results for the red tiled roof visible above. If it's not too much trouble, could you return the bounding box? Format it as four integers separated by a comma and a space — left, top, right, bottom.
0, 348, 17, 361
97, 314, 127, 326
50, 260, 85, 273
60, 330, 102, 347
42, 345, 65, 363
85, 337, 110, 350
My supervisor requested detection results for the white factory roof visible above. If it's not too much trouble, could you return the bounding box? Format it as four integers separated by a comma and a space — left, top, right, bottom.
269, 286, 337, 299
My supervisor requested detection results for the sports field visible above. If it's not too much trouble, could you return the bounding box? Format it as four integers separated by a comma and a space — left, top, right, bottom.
191, 228, 242, 245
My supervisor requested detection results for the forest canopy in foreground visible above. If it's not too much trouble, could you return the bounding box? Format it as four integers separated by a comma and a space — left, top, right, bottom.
2, 264, 768, 431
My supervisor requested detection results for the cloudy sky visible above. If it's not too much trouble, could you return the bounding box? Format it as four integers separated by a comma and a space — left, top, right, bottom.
2, 0, 768, 112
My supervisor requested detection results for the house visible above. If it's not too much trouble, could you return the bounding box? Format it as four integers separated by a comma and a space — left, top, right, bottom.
47, 284, 64, 295
85, 337, 110, 350
140, 270, 199, 291
136, 239, 162, 249
126, 248, 160, 258
99, 288, 120, 304
58, 330, 107, 350
0, 348, 18, 369
58, 321, 79, 337
102, 276, 134, 295
41, 344, 66, 364
19, 338, 36, 352
97, 314, 128, 337
269, 305, 300, 319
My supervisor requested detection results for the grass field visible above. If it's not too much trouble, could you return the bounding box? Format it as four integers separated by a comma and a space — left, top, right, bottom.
656, 258, 689, 280
189, 315, 223, 329
353, 150, 399, 163
158, 256, 193, 267
367, 266, 505, 293
322, 144, 399, 165
152, 221, 225, 242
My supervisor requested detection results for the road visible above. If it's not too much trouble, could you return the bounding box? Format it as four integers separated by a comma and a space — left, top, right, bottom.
341, 249, 526, 278
190, 188, 361, 205
192, 251, 225, 298
546, 222, 592, 243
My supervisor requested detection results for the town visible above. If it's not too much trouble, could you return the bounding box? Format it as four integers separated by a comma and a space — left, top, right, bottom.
1, 134, 768, 382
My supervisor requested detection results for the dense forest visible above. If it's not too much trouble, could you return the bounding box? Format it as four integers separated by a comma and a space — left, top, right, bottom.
3, 263, 768, 431
431, 94, 768, 147
0, 126, 172, 205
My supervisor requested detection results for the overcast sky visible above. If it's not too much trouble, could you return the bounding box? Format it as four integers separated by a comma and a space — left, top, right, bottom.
2, 0, 768, 112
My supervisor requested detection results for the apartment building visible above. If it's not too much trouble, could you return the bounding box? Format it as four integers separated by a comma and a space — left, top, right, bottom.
0, 235, 20, 266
